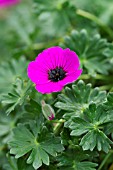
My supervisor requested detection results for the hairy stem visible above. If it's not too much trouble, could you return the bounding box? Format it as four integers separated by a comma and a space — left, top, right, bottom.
32, 38, 63, 50
80, 74, 113, 80
99, 84, 113, 90
76, 9, 113, 39
51, 119, 65, 123
98, 151, 113, 170
53, 119, 65, 135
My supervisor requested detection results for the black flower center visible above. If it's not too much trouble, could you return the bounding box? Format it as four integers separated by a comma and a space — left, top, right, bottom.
48, 67, 66, 82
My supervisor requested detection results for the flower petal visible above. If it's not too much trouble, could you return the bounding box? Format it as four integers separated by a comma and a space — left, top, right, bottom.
35, 47, 80, 73
0, 0, 20, 7
36, 46, 64, 69
27, 61, 49, 84
63, 49, 80, 72
35, 82, 63, 94
59, 69, 82, 86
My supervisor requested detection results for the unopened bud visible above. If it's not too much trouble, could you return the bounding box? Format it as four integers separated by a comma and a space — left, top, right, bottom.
41, 100, 55, 120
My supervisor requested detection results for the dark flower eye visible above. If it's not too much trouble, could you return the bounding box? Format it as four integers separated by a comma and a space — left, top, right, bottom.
48, 67, 66, 82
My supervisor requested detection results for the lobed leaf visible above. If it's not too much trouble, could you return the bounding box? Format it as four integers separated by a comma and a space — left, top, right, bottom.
60, 29, 111, 75
55, 80, 106, 127
57, 148, 97, 170
0, 57, 28, 94
9, 121, 64, 169
2, 78, 32, 114
69, 103, 113, 152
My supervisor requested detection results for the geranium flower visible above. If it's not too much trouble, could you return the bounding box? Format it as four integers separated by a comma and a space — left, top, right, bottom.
27, 46, 82, 94
0, 0, 20, 7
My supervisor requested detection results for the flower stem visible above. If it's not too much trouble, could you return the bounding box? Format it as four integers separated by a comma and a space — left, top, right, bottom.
76, 9, 113, 39
80, 74, 113, 80
53, 119, 65, 135
110, 87, 113, 92
99, 84, 113, 90
0, 144, 6, 151
51, 119, 65, 123
98, 151, 113, 170
79, 74, 90, 79
32, 38, 63, 50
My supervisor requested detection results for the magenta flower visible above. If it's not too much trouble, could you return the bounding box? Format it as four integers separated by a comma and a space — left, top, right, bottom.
27, 46, 82, 94
0, 0, 20, 8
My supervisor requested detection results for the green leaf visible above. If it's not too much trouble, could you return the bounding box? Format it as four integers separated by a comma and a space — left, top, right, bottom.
70, 117, 90, 136
0, 57, 28, 94
57, 148, 97, 170
0, 112, 18, 144
55, 80, 106, 127
20, 99, 42, 123
7, 1, 36, 46
9, 120, 64, 169
2, 78, 32, 114
60, 128, 71, 146
3, 154, 34, 170
0, 115, 13, 138
34, 0, 76, 36
69, 103, 113, 152
60, 29, 111, 75
0, 144, 7, 168
3, 155, 18, 170
25, 99, 41, 115
102, 92, 113, 134
104, 92, 113, 109
80, 130, 112, 153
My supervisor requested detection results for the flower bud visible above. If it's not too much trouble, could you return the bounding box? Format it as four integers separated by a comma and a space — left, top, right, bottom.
41, 100, 55, 120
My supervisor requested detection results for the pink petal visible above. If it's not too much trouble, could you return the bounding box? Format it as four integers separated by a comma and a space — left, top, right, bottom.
36, 46, 64, 70
45, 46, 64, 68
36, 52, 53, 70
27, 61, 49, 84
35, 82, 63, 94
35, 47, 80, 73
59, 69, 82, 86
0, 0, 20, 7
63, 49, 80, 73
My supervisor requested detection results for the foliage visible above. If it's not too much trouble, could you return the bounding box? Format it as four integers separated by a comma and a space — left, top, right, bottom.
9, 118, 64, 169
0, 0, 113, 170
33, 0, 76, 37
60, 29, 112, 75
2, 78, 32, 114
0, 57, 28, 94
69, 103, 113, 153
55, 80, 106, 126
57, 148, 98, 170
0, 112, 17, 144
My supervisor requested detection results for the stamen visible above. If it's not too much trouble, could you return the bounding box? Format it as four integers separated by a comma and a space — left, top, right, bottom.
48, 67, 66, 82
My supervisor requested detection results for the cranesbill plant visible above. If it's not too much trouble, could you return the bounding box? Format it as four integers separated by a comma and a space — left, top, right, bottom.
1, 45, 112, 170
1, 1, 113, 169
